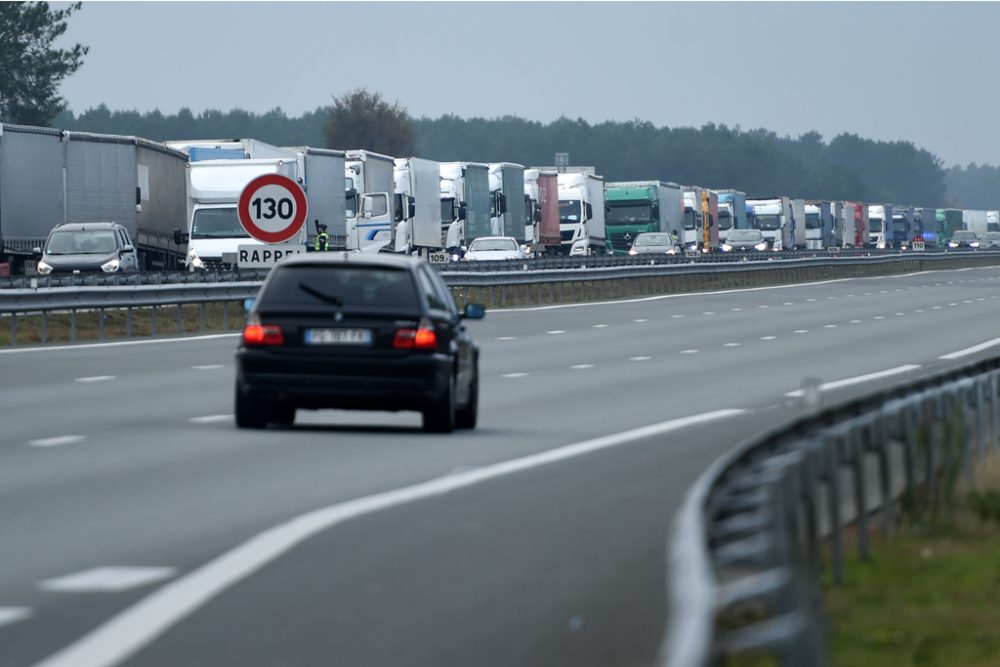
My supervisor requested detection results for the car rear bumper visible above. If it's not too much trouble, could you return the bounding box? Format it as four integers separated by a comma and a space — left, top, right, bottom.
236, 348, 453, 411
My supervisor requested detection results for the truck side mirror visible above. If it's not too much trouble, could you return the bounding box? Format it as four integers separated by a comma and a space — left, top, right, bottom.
458, 204, 467, 221
408, 198, 416, 219
393, 193, 404, 222
498, 193, 507, 215
651, 203, 660, 218
533, 209, 542, 223
173, 228, 188, 245
585, 202, 593, 221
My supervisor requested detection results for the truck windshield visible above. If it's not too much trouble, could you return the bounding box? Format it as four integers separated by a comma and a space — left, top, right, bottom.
754, 214, 781, 231
718, 210, 733, 230
868, 219, 883, 233
806, 213, 821, 229
893, 219, 908, 234
345, 193, 357, 218
441, 198, 455, 224
46, 230, 117, 255
606, 204, 652, 225
524, 196, 534, 226
559, 200, 582, 224
192, 208, 249, 239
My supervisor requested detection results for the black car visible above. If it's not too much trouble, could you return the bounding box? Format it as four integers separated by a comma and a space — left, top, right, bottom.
35, 222, 140, 275
235, 253, 484, 432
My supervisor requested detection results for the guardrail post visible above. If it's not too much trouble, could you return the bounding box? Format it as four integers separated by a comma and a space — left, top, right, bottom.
98, 308, 106, 340
990, 373, 1000, 452
221, 302, 229, 331
40, 311, 47, 344
849, 427, 870, 561
151, 306, 158, 336
825, 434, 846, 585
70, 309, 77, 342
126, 307, 133, 338
866, 416, 894, 538
176, 304, 183, 334
199, 302, 206, 333
9, 312, 16, 346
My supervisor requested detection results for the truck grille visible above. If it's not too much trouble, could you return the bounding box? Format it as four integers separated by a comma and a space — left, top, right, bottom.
609, 233, 635, 251
560, 230, 575, 242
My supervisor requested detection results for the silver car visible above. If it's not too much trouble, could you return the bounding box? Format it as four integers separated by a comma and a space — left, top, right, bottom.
628, 232, 680, 255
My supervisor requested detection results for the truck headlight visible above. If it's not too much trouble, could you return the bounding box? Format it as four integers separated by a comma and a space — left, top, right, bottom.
754, 242, 768, 251
721, 244, 733, 252
948, 241, 958, 248
100, 258, 121, 273
36, 260, 53, 275
970, 241, 980, 248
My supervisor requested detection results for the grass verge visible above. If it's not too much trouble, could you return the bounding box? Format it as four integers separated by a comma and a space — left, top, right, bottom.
824, 455, 1000, 667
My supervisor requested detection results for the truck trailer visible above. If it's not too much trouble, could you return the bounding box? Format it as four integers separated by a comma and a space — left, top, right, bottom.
488, 163, 526, 241
393, 157, 442, 255
439, 162, 491, 259
523, 169, 561, 255
0, 123, 188, 275
557, 172, 606, 255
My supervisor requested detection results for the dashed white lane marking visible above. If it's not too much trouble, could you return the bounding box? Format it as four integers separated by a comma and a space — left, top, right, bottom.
546, 330, 566, 335
895, 312, 905, 316
496, 336, 516, 341
592, 324, 609, 328
786, 365, 922, 398
932, 306, 943, 310
680, 349, 700, 354
570, 364, 594, 370
826, 296, 836, 300
189, 415, 231, 424
948, 303, 959, 307
40, 567, 177, 594
628, 356, 651, 361
963, 300, 973, 304
794, 329, 809, 334
731, 308, 744, 312
783, 302, 794, 306
940, 336, 1000, 360
191, 365, 224, 371
864, 292, 873, 296
823, 324, 837, 329
760, 336, 777, 341
0, 607, 32, 628
873, 316, 885, 320
723, 343, 741, 347
915, 309, 925, 313
879, 290, 889, 294
758, 305, 770, 309
701, 312, 715, 315
29, 435, 85, 448
670, 315, 684, 319
846, 294, 854, 297
806, 298, 816, 302
502, 373, 529, 379
633, 318, 648, 323
75, 376, 115, 384
31, 409, 747, 667
850, 320, 863, 324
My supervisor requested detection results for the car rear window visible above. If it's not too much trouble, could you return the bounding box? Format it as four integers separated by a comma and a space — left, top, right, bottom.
258, 265, 419, 310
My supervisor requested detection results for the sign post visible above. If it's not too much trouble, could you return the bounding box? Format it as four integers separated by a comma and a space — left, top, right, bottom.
237, 174, 308, 268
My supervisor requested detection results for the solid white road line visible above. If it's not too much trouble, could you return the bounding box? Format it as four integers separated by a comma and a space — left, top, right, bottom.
940, 336, 1000, 360
785, 365, 922, 398
75, 376, 116, 384
189, 415, 232, 425
0, 333, 240, 355
0, 607, 31, 628
29, 435, 85, 448
29, 408, 746, 667
40, 567, 177, 594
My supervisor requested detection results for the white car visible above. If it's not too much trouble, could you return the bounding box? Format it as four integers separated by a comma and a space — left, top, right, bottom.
463, 236, 527, 261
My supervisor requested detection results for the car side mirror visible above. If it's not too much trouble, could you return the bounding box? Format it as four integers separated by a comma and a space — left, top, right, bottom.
462, 303, 485, 320
122, 245, 135, 254
243, 297, 256, 314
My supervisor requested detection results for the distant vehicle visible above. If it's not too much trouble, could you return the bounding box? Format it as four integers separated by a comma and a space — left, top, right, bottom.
980, 231, 1000, 249
463, 236, 527, 261
236, 253, 485, 432
720, 229, 769, 252
557, 172, 606, 255
948, 230, 980, 250
35, 222, 140, 275
604, 180, 683, 255
627, 232, 680, 255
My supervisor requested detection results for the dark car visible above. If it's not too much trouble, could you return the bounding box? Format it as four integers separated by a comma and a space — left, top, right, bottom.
235, 253, 484, 432
721, 229, 769, 252
35, 222, 140, 275
947, 230, 980, 250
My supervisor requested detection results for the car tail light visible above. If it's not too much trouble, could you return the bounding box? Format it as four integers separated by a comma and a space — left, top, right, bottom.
394, 321, 437, 350
243, 323, 284, 346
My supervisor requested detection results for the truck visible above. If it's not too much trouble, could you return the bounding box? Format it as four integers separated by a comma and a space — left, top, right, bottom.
488, 163, 526, 240
747, 197, 795, 250
891, 205, 916, 249
345, 150, 396, 252
393, 157, 442, 255
682, 187, 719, 252
603, 181, 684, 254
804, 203, 823, 249
988, 210, 1000, 232
523, 169, 561, 255
716, 189, 747, 244
936, 209, 965, 245
557, 172, 606, 255
0, 123, 187, 275
807, 201, 842, 249
439, 162, 490, 259
963, 209, 989, 237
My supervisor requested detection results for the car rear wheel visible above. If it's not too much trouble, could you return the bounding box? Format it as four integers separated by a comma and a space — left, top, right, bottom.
423, 375, 455, 433
235, 382, 267, 429
456, 366, 478, 430
270, 405, 296, 427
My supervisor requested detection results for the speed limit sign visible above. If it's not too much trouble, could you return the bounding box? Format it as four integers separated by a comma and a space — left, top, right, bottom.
237, 174, 308, 243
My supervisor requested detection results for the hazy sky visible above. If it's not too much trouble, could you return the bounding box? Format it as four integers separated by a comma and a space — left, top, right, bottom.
55, 2, 999, 167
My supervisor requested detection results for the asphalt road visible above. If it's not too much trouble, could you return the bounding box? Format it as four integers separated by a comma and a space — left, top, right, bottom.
3, 265, 1000, 667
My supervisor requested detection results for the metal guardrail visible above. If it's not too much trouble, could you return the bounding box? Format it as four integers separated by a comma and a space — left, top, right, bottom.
660, 355, 1000, 667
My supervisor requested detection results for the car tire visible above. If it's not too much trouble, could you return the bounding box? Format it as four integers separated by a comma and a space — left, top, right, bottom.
423, 375, 455, 433
270, 405, 296, 427
456, 365, 478, 430
235, 382, 267, 429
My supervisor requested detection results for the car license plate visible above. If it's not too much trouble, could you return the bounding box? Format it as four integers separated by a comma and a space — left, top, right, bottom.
428, 252, 449, 264
304, 328, 372, 345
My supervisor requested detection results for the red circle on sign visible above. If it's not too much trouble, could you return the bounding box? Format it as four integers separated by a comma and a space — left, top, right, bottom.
237, 173, 308, 244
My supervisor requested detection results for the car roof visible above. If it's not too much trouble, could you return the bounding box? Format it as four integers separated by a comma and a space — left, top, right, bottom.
278, 251, 427, 270
52, 222, 121, 231
470, 236, 517, 242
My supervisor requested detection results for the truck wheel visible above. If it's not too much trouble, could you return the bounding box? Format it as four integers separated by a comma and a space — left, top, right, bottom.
423, 376, 455, 433
235, 382, 267, 429
456, 365, 478, 430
